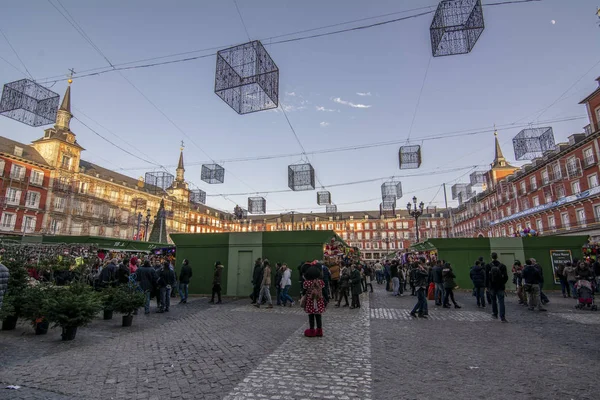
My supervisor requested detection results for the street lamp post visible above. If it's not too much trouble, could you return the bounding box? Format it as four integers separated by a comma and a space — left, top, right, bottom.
407, 196, 425, 242
144, 208, 151, 242
136, 212, 142, 240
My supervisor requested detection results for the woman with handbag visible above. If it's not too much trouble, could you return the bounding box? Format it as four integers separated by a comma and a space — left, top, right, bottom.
301, 263, 325, 337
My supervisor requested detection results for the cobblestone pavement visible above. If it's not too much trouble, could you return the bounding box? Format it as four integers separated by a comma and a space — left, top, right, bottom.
2, 286, 600, 399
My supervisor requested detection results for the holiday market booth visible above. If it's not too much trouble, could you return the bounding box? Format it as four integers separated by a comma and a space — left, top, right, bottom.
409, 236, 589, 290
170, 230, 351, 297
36, 235, 175, 254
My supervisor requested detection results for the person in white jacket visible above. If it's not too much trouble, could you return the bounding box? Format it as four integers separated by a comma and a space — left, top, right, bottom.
280, 264, 295, 306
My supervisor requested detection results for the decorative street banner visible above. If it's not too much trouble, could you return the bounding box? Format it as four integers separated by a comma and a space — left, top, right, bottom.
550, 249, 572, 284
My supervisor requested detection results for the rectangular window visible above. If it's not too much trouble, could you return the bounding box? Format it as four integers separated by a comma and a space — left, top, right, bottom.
501, 228, 506, 236
584, 147, 596, 167
9, 164, 25, 180
571, 180, 581, 194
328, 224, 333, 230
595, 205, 600, 221
110, 190, 118, 201
356, 223, 362, 230
530, 176, 537, 190
389, 242, 395, 249
95, 186, 104, 197
556, 185, 566, 198
508, 226, 514, 235
548, 215, 556, 229
561, 212, 570, 229
588, 174, 599, 189
536, 219, 543, 232
22, 216, 36, 233
357, 232, 363, 239
50, 219, 62, 234
541, 170, 549, 185
365, 232, 371, 239
25, 191, 40, 208
0, 213, 15, 230
576, 209, 586, 227
61, 155, 71, 170
78, 182, 88, 194
54, 196, 65, 211
532, 196, 540, 206
6, 188, 21, 205
520, 181, 526, 194
29, 170, 44, 185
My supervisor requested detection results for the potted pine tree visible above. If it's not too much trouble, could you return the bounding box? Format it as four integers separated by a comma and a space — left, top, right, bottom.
111, 285, 145, 327
46, 283, 102, 341
20, 283, 55, 335
0, 260, 29, 331
0, 295, 17, 330
100, 286, 118, 320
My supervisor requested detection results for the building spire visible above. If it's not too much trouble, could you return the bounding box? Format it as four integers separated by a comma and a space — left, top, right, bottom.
55, 78, 73, 130
491, 129, 513, 169
176, 141, 185, 182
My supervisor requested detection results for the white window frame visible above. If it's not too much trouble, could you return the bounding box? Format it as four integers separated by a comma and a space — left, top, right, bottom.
548, 215, 556, 229
0, 212, 16, 231
9, 164, 25, 180
54, 196, 65, 211
583, 147, 595, 167
588, 174, 599, 189
595, 204, 600, 222
530, 176, 537, 190
576, 208, 586, 228
532, 196, 540, 207
29, 169, 44, 185
22, 215, 36, 233
541, 170, 549, 185
561, 212, 570, 229
25, 191, 40, 208
6, 187, 21, 205
571, 180, 581, 195
536, 219, 543, 233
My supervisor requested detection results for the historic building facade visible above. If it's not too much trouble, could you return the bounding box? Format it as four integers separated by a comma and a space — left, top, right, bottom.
452, 78, 600, 240
0, 137, 52, 235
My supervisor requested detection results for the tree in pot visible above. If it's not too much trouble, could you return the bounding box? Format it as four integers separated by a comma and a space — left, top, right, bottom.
46, 283, 102, 341
20, 283, 56, 335
111, 285, 146, 327
0, 260, 29, 330
100, 286, 119, 320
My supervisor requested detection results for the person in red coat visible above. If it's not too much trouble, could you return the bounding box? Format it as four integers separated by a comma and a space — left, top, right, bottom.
303, 264, 325, 337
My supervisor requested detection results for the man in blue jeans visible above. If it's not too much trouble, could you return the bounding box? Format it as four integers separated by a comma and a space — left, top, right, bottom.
488, 252, 509, 322
135, 260, 158, 314
178, 259, 193, 304
410, 259, 429, 318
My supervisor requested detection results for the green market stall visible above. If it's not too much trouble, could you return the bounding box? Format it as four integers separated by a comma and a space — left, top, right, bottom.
410, 236, 589, 290
37, 235, 173, 253
170, 230, 346, 297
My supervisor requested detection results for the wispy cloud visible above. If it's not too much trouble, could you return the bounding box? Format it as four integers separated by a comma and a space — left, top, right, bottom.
285, 91, 296, 96
356, 92, 371, 96
333, 97, 371, 109
316, 106, 336, 112
320, 121, 330, 127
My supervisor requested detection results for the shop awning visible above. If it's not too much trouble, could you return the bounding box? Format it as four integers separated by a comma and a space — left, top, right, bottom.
40, 235, 174, 252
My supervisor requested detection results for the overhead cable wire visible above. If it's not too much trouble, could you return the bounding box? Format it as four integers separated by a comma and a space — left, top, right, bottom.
35, 0, 542, 85
113, 115, 586, 171
0, 27, 34, 79
406, 55, 432, 142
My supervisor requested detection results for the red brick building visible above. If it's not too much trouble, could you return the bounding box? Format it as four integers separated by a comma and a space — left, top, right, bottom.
0, 137, 52, 235
453, 78, 600, 240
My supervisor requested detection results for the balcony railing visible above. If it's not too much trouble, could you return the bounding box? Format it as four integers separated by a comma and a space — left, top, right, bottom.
583, 155, 596, 169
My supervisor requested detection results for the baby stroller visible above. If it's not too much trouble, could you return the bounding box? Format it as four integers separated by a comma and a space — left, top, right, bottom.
574, 279, 597, 311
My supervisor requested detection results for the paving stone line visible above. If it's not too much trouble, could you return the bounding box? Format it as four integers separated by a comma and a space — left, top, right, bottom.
550, 312, 600, 324
224, 296, 373, 400
231, 305, 307, 315
370, 308, 495, 322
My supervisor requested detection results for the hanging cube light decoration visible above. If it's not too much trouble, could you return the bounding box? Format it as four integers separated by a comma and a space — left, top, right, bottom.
469, 170, 486, 186
288, 163, 315, 191
317, 191, 331, 205
214, 40, 279, 114
381, 197, 396, 211
248, 197, 266, 214
0, 79, 60, 127
430, 0, 485, 57
512, 127, 556, 160
451, 183, 469, 200
189, 189, 207, 205
381, 181, 403, 200
326, 204, 337, 214
144, 171, 174, 194
398, 145, 422, 169
201, 164, 225, 184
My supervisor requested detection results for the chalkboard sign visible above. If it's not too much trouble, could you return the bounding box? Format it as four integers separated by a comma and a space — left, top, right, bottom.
550, 250, 572, 284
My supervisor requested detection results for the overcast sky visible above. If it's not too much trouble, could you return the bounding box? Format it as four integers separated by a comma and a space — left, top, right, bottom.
1, 0, 599, 215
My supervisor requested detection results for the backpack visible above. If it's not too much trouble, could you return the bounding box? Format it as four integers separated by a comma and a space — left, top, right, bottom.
489, 261, 504, 284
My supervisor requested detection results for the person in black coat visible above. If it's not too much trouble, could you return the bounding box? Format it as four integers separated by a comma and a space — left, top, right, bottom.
488, 253, 509, 322
158, 262, 176, 313
178, 259, 193, 304
470, 261, 486, 307
350, 264, 362, 309
136, 260, 159, 314
251, 258, 263, 304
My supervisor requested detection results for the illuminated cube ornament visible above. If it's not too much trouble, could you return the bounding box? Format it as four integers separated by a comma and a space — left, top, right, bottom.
326, 204, 337, 214
189, 189, 206, 205
288, 163, 315, 191
317, 191, 331, 205
399, 145, 422, 169
0, 79, 60, 126
469, 170, 486, 185
382, 197, 396, 211
144, 172, 174, 194
248, 197, 266, 214
451, 183, 469, 200
215, 40, 279, 114
430, 0, 485, 57
201, 164, 225, 184
381, 181, 403, 200
512, 127, 556, 160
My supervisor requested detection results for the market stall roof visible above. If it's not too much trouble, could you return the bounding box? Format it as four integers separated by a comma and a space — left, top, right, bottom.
409, 241, 437, 252
39, 235, 173, 252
